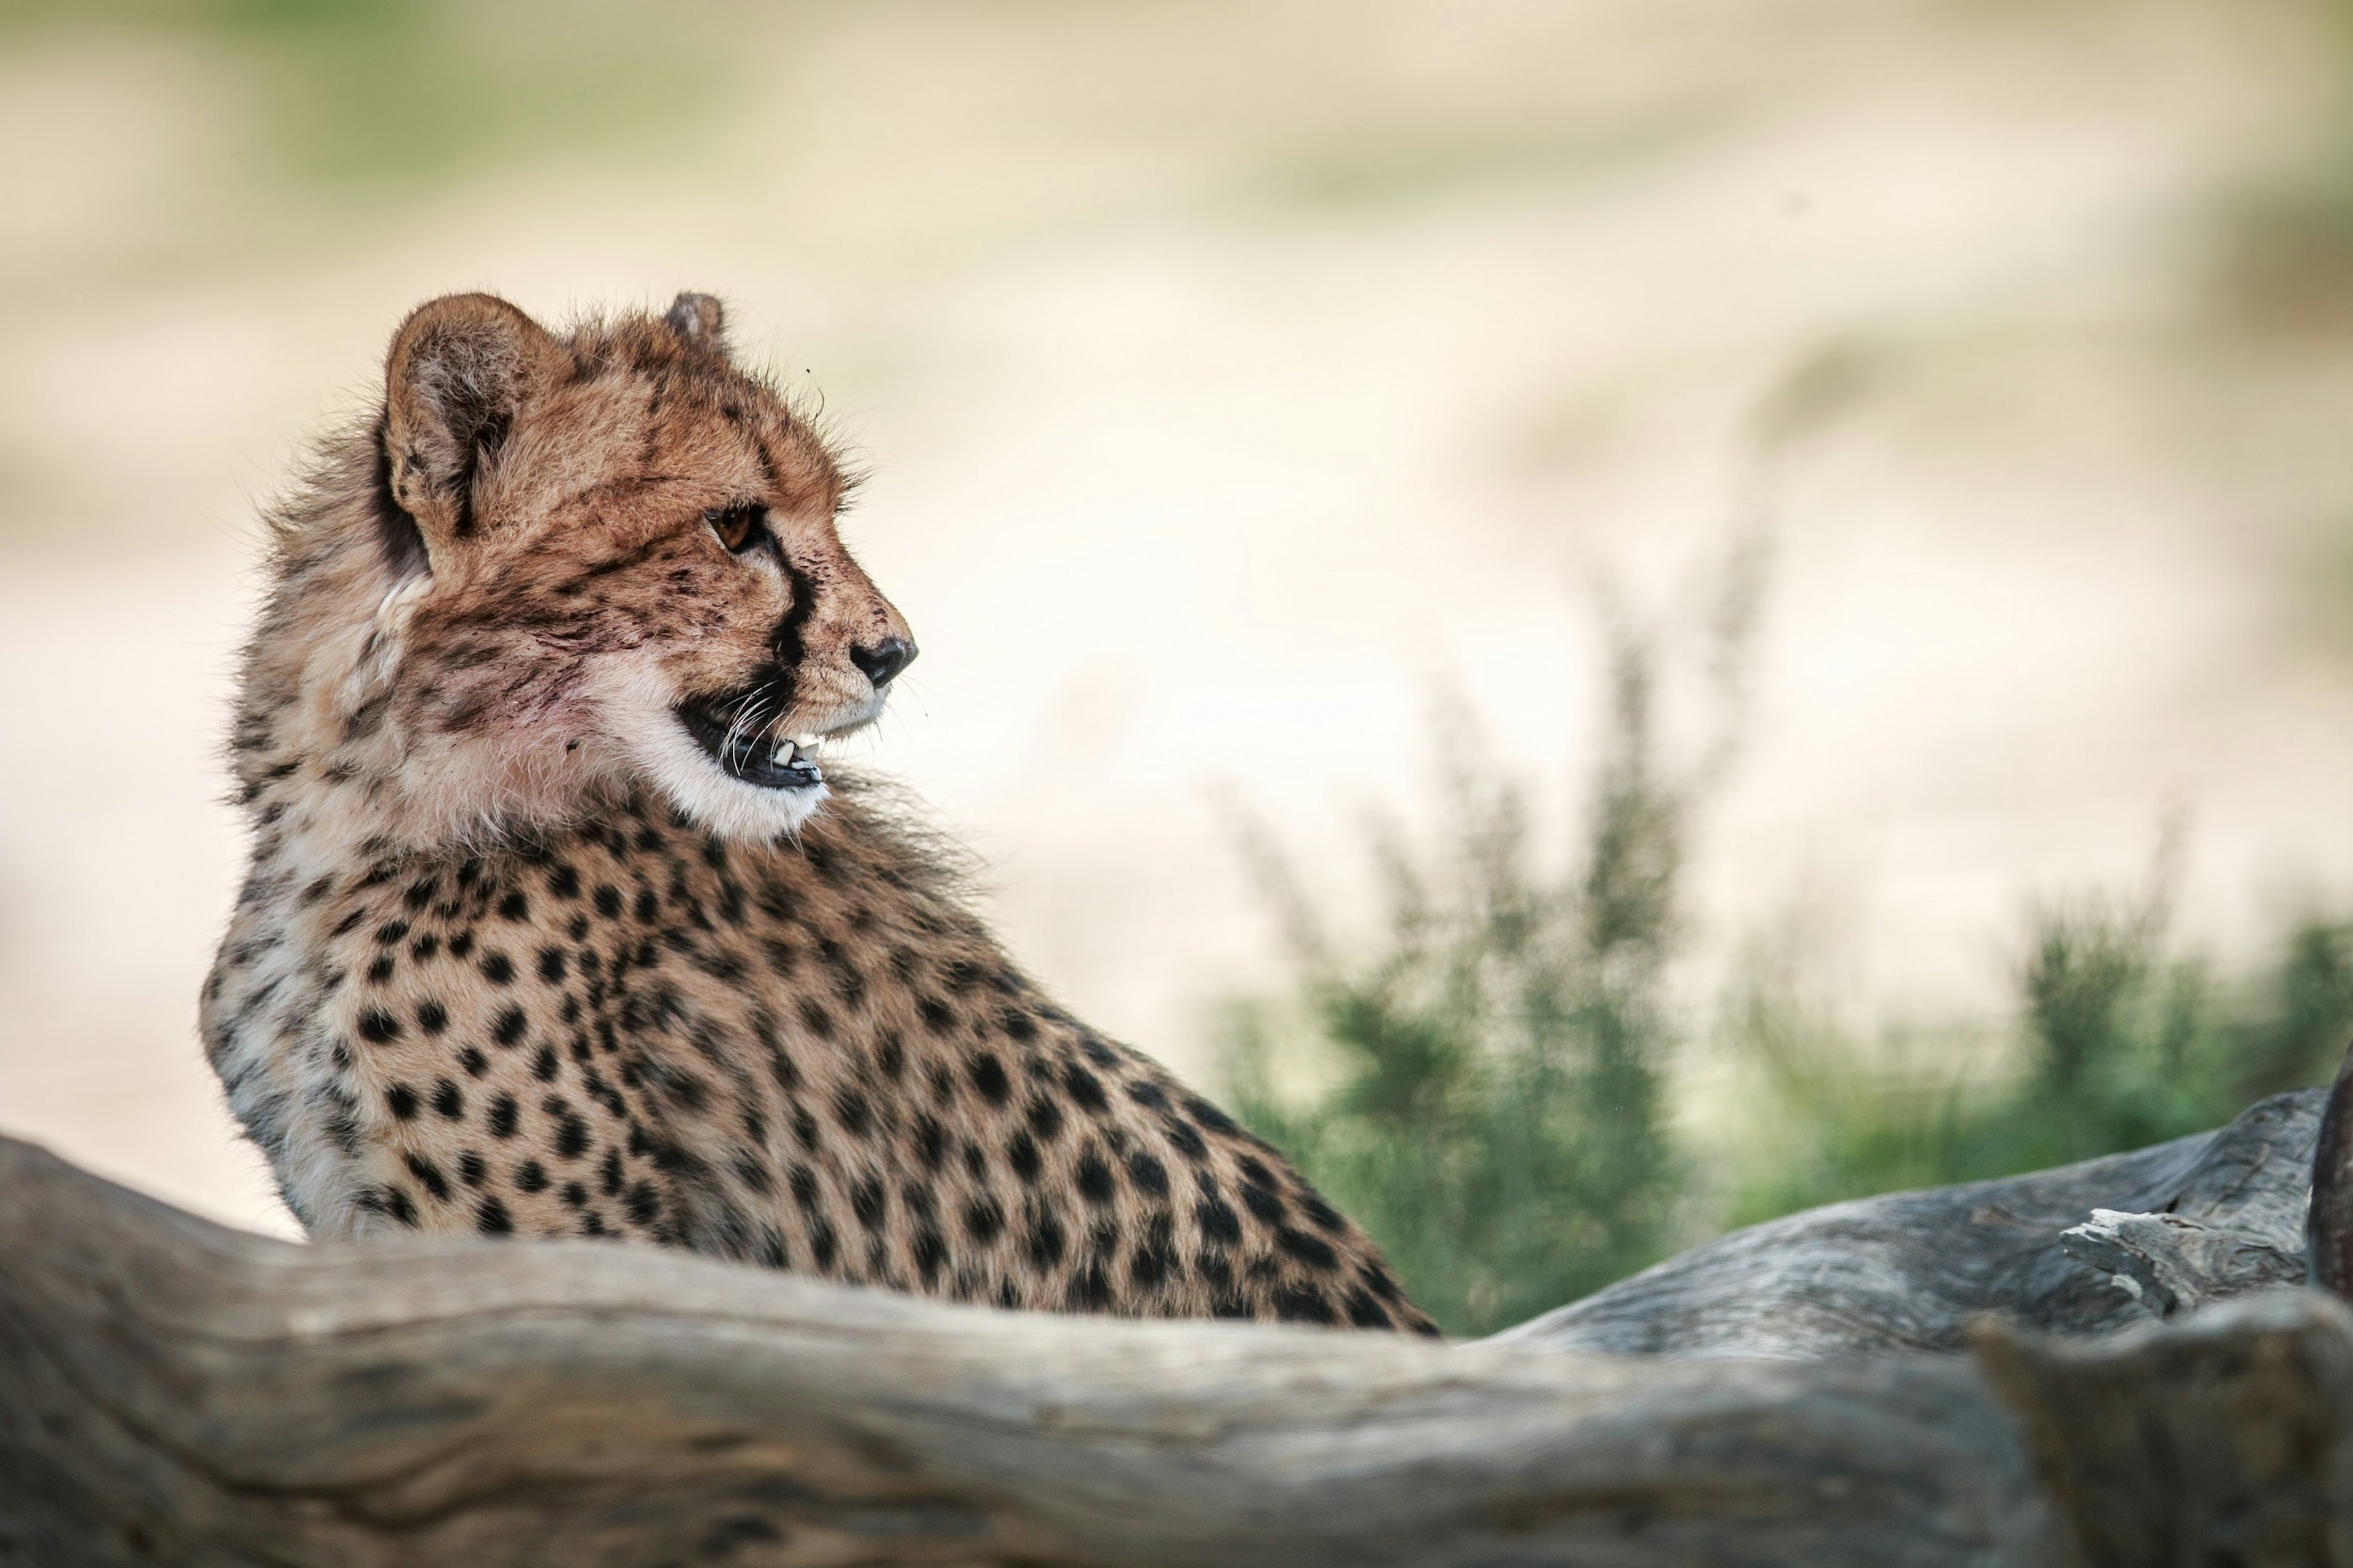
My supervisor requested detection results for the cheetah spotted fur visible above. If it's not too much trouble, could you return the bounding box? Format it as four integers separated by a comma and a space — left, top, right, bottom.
200, 291, 1439, 1334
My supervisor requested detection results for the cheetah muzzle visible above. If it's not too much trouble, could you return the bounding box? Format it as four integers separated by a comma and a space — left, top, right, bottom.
677, 688, 829, 792
199, 289, 1442, 1337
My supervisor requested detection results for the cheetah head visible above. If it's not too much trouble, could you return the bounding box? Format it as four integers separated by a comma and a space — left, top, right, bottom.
335, 290, 914, 845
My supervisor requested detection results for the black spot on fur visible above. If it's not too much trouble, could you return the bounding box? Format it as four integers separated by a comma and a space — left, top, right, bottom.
479, 952, 514, 985
433, 1078, 463, 1119
1184, 1093, 1241, 1137
962, 1195, 1004, 1243
810, 1219, 839, 1271
1025, 1208, 1066, 1270
493, 1006, 528, 1047
1162, 1118, 1209, 1163
914, 1224, 948, 1283
1126, 1150, 1170, 1199
1274, 1285, 1338, 1325
385, 1083, 419, 1120
357, 1008, 401, 1045
1131, 1213, 1179, 1292
1025, 1094, 1064, 1143
1066, 1260, 1115, 1312
1061, 1061, 1108, 1113
1195, 1194, 1242, 1246
732, 1153, 774, 1195
969, 1053, 1011, 1105
404, 1153, 450, 1203
914, 1114, 948, 1170
852, 1175, 887, 1232
1075, 1149, 1115, 1205
1278, 1227, 1340, 1273
489, 1094, 519, 1137
417, 1000, 449, 1036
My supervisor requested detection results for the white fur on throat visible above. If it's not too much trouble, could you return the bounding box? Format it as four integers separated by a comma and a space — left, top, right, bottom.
591, 660, 831, 843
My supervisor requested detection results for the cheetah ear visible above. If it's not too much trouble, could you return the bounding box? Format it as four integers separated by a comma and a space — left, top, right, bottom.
662, 292, 727, 350
382, 293, 567, 549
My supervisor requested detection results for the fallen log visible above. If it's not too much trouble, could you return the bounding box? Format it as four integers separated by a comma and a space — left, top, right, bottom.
0, 1087, 2338, 1566
1494, 1088, 2320, 1357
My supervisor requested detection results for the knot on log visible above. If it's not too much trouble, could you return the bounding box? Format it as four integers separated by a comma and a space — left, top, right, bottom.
2059, 1208, 2305, 1318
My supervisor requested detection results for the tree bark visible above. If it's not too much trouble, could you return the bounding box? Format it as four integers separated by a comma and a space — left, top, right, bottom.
0, 1088, 2340, 1566
1493, 1088, 2319, 1357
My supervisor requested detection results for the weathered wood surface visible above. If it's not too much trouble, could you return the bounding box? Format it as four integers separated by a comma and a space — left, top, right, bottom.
1494, 1088, 2321, 1357
0, 1085, 2343, 1566
1978, 1293, 2353, 1567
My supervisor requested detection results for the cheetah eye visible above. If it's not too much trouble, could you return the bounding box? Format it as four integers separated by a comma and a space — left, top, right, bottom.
703, 504, 767, 555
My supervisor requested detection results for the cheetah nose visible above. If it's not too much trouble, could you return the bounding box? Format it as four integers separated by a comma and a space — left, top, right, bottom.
851, 636, 916, 688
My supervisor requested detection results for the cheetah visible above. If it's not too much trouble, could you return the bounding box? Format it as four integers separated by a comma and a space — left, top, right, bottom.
201, 291, 1439, 1333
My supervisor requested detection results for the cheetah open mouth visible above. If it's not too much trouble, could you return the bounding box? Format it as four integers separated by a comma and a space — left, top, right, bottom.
676, 696, 824, 792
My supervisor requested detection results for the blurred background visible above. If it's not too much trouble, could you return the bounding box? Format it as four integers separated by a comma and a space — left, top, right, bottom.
9, 0, 2353, 1332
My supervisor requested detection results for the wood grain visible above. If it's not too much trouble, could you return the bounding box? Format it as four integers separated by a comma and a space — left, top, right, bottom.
1, 1086, 2342, 1564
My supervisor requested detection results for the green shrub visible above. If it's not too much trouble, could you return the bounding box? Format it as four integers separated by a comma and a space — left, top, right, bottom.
1224, 558, 2353, 1332
1720, 869, 2353, 1230
1219, 550, 1759, 1337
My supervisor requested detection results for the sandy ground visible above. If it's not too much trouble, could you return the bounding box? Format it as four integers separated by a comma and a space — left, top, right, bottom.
6, 0, 2353, 1235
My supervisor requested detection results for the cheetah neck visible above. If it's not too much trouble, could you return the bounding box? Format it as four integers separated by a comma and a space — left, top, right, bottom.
229, 496, 638, 863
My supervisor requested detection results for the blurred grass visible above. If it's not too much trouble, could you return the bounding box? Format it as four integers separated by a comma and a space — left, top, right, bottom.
1222, 560, 2353, 1337
1, 0, 726, 194
1721, 873, 2353, 1230
2212, 0, 2353, 333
